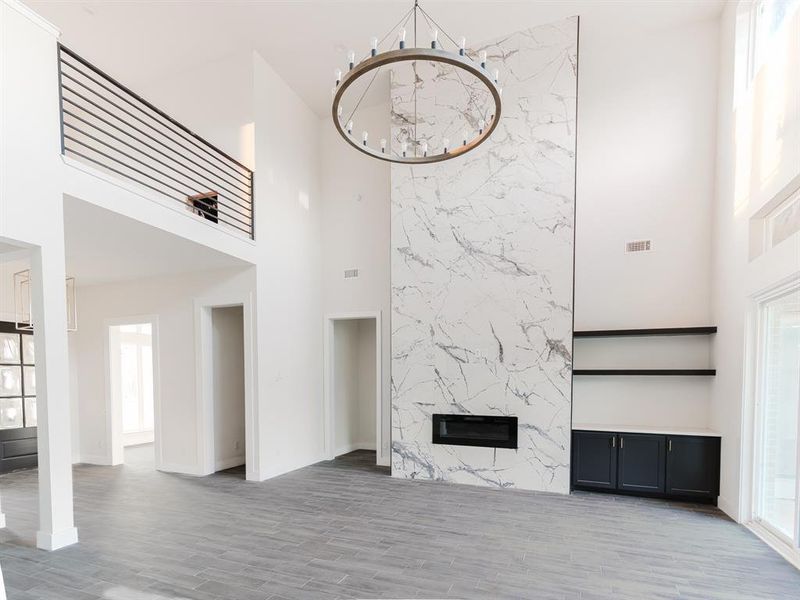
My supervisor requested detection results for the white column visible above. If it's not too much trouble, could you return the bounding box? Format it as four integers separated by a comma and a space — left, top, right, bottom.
30, 246, 78, 551
0, 493, 6, 529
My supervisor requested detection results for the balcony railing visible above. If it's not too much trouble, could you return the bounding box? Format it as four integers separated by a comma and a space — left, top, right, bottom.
57, 45, 254, 239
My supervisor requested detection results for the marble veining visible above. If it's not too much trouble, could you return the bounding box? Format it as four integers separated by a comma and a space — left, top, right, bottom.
390, 18, 578, 493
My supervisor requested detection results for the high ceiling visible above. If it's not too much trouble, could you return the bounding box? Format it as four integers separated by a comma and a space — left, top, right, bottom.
28, 0, 725, 117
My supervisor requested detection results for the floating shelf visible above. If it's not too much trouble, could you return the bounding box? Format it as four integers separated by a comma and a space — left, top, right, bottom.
573, 326, 717, 338
573, 369, 716, 376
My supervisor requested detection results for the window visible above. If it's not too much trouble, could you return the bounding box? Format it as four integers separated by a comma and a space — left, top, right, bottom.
0, 329, 36, 429
754, 285, 800, 543
767, 189, 800, 249
752, 0, 800, 79
117, 324, 154, 435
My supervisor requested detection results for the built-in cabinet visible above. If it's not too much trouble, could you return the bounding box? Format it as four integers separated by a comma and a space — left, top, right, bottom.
572, 429, 720, 503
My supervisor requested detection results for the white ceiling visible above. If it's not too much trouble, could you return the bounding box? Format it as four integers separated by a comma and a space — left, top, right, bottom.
28, 0, 725, 117
63, 196, 248, 286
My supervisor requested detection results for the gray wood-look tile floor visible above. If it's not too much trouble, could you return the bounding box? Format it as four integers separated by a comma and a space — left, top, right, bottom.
0, 447, 798, 600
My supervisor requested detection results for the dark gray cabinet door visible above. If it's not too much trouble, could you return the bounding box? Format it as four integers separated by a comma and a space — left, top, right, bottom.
571, 431, 617, 490
618, 433, 665, 493
666, 435, 721, 499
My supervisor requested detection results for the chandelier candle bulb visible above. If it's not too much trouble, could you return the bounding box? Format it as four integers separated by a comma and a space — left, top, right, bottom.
459, 37, 466, 56
380, 138, 387, 153
479, 50, 487, 68
493, 69, 500, 84
348, 50, 355, 70
347, 120, 353, 134
371, 37, 378, 56
362, 131, 368, 145
337, 106, 343, 119
401, 141, 408, 157
399, 28, 406, 49
442, 137, 449, 153
335, 68, 342, 85
431, 29, 439, 49
421, 140, 428, 157
463, 130, 468, 145
479, 119, 485, 134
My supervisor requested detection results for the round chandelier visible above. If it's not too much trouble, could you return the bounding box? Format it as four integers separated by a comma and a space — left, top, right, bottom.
331, 0, 503, 164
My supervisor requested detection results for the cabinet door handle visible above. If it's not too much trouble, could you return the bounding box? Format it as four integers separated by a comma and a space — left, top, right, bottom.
620, 436, 624, 449
611, 436, 616, 448
668, 439, 672, 452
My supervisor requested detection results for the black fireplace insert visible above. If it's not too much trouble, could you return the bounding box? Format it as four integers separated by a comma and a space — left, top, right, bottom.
432, 414, 518, 449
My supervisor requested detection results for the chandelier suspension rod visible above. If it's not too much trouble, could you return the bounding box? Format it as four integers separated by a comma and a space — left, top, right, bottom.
345, 8, 414, 127
417, 8, 488, 123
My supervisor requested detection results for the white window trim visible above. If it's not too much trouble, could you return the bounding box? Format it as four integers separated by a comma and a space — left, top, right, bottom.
743, 277, 800, 568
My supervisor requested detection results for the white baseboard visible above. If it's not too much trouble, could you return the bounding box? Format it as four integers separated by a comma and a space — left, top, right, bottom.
78, 454, 112, 466
36, 527, 79, 551
215, 456, 245, 471
334, 442, 376, 456
747, 521, 800, 570
717, 495, 738, 521
158, 462, 205, 476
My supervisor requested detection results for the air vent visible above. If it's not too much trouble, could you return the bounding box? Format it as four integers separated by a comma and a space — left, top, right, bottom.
344, 268, 359, 279
625, 240, 652, 253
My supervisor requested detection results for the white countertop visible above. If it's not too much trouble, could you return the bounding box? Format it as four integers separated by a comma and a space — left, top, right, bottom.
572, 423, 721, 437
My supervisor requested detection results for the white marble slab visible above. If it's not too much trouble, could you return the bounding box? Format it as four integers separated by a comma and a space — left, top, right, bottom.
390, 17, 579, 493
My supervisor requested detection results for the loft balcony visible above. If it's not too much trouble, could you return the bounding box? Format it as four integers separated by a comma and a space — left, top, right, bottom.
57, 45, 254, 240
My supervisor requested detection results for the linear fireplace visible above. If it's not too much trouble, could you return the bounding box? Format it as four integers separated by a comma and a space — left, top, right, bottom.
432, 414, 518, 449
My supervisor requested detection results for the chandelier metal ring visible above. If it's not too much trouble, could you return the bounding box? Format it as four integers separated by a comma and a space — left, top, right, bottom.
332, 47, 502, 165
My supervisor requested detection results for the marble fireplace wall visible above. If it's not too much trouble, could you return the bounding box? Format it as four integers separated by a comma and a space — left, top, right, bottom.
390, 18, 578, 493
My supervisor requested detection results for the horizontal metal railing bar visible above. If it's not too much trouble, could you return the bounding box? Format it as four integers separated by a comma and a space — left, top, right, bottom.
59, 61, 252, 190
59, 45, 252, 176
66, 147, 250, 236
61, 74, 253, 197
62, 103, 253, 212
63, 116, 254, 220
64, 137, 253, 234
65, 139, 251, 234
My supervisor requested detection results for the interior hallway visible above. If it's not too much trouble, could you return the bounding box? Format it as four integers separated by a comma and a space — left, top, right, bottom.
0, 451, 797, 600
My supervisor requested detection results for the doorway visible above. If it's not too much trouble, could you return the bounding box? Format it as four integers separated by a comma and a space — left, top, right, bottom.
210, 306, 246, 474
107, 318, 159, 468
324, 313, 383, 466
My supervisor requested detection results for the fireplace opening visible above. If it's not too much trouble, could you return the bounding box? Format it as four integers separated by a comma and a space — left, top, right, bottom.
432, 414, 518, 449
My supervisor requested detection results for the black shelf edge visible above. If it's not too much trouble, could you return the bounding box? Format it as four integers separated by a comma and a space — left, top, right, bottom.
573, 369, 716, 376
574, 326, 717, 338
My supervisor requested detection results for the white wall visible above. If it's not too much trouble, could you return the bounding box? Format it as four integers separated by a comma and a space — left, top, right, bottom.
252, 51, 325, 479
135, 52, 255, 169
710, 3, 800, 521
212, 306, 245, 470
71, 267, 254, 472
320, 100, 391, 460
357, 319, 376, 448
570, 15, 720, 431
0, 254, 29, 323
332, 318, 376, 456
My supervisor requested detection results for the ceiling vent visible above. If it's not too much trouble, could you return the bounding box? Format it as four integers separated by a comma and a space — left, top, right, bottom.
344, 268, 359, 279
625, 240, 652, 254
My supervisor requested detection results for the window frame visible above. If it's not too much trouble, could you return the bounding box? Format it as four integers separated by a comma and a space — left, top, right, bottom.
751, 281, 800, 549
